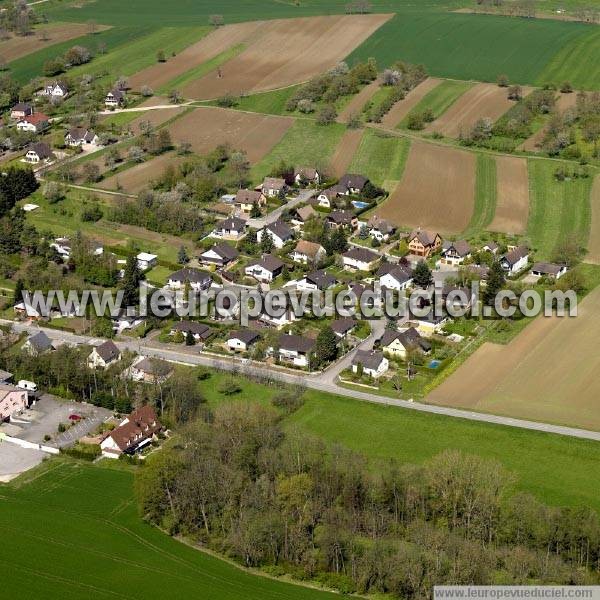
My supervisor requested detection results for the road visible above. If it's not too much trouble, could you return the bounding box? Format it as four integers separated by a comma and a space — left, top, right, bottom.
247, 189, 316, 228
5, 320, 600, 442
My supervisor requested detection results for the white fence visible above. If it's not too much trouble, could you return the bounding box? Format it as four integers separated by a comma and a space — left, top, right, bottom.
0, 433, 59, 455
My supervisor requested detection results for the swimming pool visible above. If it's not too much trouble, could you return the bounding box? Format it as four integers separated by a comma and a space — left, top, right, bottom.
428, 360, 441, 369
352, 200, 370, 209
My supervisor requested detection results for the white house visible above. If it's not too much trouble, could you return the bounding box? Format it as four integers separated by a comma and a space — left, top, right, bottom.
439, 240, 472, 266
227, 329, 260, 352
234, 188, 266, 213
271, 334, 315, 368
137, 252, 158, 271
167, 267, 212, 292
378, 264, 413, 291
100, 405, 162, 458
87, 340, 122, 369
352, 350, 388, 378
342, 247, 380, 272
291, 205, 318, 228
105, 88, 125, 107
338, 173, 369, 195
212, 216, 247, 240
24, 142, 53, 164
10, 102, 33, 120
261, 177, 287, 197
530, 262, 568, 280
170, 321, 211, 342
128, 356, 173, 383
316, 185, 345, 208
296, 269, 337, 291
200, 242, 239, 268
245, 255, 284, 283
257, 221, 294, 249
39, 82, 68, 98
499, 246, 529, 275
294, 167, 320, 186
259, 305, 298, 328
16, 112, 50, 133
290, 240, 326, 265
22, 331, 53, 355
65, 128, 99, 148
368, 216, 396, 242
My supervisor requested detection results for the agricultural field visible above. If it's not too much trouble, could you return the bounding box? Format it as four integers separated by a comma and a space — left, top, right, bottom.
375, 139, 476, 233
427, 281, 600, 432
182, 15, 391, 100
126, 107, 188, 135
329, 128, 365, 177
587, 175, 600, 264
464, 154, 496, 235
527, 159, 593, 260
219, 86, 300, 116
489, 155, 530, 235
0, 461, 337, 600
380, 77, 442, 128
337, 79, 381, 123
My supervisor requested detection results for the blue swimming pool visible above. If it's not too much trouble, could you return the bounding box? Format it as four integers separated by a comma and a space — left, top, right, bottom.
428, 360, 441, 369
352, 200, 369, 209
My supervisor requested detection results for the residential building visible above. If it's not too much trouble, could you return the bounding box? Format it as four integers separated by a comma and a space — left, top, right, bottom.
16, 112, 50, 133
352, 350, 388, 378
272, 333, 315, 368
500, 246, 529, 275
105, 88, 125, 107
297, 269, 337, 291
291, 205, 318, 228
257, 220, 294, 249
0, 384, 28, 422
410, 310, 449, 337
200, 242, 239, 268
378, 263, 413, 291
407, 230, 443, 258
316, 185, 345, 208
326, 210, 358, 231
338, 173, 369, 195
378, 327, 431, 360
65, 127, 99, 148
368, 215, 395, 242
88, 340, 122, 369
39, 81, 68, 98
24, 142, 53, 164
136, 252, 157, 271
50, 236, 72, 260
290, 240, 326, 265
227, 330, 260, 352
482, 242, 499, 254
170, 321, 211, 342
128, 356, 173, 384
167, 267, 212, 292
234, 188, 266, 212
294, 167, 320, 186
440, 240, 472, 266
22, 331, 53, 355
212, 216, 246, 240
245, 254, 284, 283
10, 102, 33, 120
261, 177, 287, 197
530, 262, 568, 280
331, 318, 358, 340
0, 369, 13, 384
100, 405, 162, 458
342, 247, 380, 271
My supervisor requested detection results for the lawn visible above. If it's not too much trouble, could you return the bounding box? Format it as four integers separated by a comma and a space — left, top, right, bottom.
0, 460, 337, 600
527, 159, 594, 260
398, 79, 473, 128
464, 153, 497, 235
218, 86, 301, 116
250, 119, 346, 182
347, 128, 410, 189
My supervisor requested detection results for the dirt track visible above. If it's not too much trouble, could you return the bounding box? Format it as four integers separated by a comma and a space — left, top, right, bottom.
330, 129, 365, 177
428, 286, 600, 431
183, 14, 391, 100
375, 139, 476, 232
489, 155, 529, 235
380, 78, 442, 128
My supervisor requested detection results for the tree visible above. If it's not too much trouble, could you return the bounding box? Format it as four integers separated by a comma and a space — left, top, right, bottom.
185, 330, 195, 346
42, 181, 65, 204
250, 201, 261, 218
156, 50, 166, 63
82, 162, 101, 183
260, 229, 274, 253
496, 73, 509, 87
315, 326, 338, 366
13, 278, 24, 306
128, 146, 144, 163
316, 104, 337, 125
177, 245, 189, 264
122, 254, 142, 306
413, 260, 433, 288
140, 85, 153, 97
229, 150, 250, 188
209, 14, 224, 26
169, 89, 182, 104
483, 260, 506, 306
507, 85, 522, 100
560, 81, 573, 94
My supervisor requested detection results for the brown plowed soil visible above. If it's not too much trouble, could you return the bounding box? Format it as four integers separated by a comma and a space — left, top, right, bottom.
586, 175, 600, 264
380, 78, 442, 128
489, 155, 529, 235
330, 129, 365, 177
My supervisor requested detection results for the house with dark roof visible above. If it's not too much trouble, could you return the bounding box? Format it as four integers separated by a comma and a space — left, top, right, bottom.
331, 318, 358, 339
169, 321, 212, 342
40, 81, 68, 98
65, 127, 99, 147
105, 88, 125, 107
272, 333, 315, 368
407, 230, 443, 258
212, 216, 247, 240
24, 142, 53, 164
167, 267, 212, 292
500, 246, 529, 275
352, 350, 388, 378
245, 254, 284, 282
88, 340, 121, 369
440, 240, 472, 266
378, 263, 413, 291
100, 405, 162, 458
257, 220, 294, 249
129, 357, 173, 383
409, 309, 449, 337
338, 173, 369, 195
378, 327, 431, 359
530, 262, 567, 280
235, 188, 266, 212
261, 177, 288, 197
326, 210, 358, 231
342, 247, 380, 271
297, 269, 337, 291
482, 241, 499, 254
10, 102, 33, 120
22, 331, 53, 356
227, 329, 260, 352
294, 167, 320, 186
200, 242, 239, 268
291, 204, 318, 228
368, 215, 396, 242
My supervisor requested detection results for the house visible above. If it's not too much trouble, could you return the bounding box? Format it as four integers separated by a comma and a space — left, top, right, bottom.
259, 306, 297, 328
331, 318, 357, 339
326, 210, 358, 231
378, 327, 431, 360
100, 405, 162, 458
440, 240, 472, 266
112, 309, 144, 334
291, 205, 318, 228
466, 264, 490, 283
245, 254, 284, 283
368, 215, 395, 242
290, 240, 326, 265
378, 263, 413, 291
39, 81, 68, 98
212, 216, 246, 240
136, 252, 157, 271
294, 167, 320, 186
352, 350, 388, 378
88, 340, 122, 369
297, 269, 337, 291
530, 262, 568, 280
16, 112, 50, 133
22, 331, 53, 355
482, 242, 499, 254
234, 189, 266, 212
261, 177, 287, 197
316, 185, 345, 208
14, 301, 48, 320
272, 333, 315, 368
441, 285, 473, 311
65, 127, 99, 148
24, 142, 53, 164
105, 88, 125, 107
338, 173, 369, 195
227, 329, 260, 352
407, 230, 443, 258
50, 236, 72, 260
129, 356, 173, 383
167, 267, 212, 292
500, 246, 529, 275
342, 247, 380, 272
10, 102, 33, 120
0, 384, 28, 422
200, 242, 239, 268
410, 310, 449, 337
170, 320, 212, 342
0, 369, 13, 384
257, 221, 294, 249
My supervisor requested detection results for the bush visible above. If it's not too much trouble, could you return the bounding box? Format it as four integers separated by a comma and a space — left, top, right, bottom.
81, 204, 103, 222
271, 391, 305, 414
217, 378, 241, 395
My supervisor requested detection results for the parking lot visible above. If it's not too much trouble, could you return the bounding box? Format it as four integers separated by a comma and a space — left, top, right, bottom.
0, 443, 46, 483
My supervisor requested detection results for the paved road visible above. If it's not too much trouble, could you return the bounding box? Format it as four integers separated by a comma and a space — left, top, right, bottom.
6, 320, 600, 442
248, 189, 316, 229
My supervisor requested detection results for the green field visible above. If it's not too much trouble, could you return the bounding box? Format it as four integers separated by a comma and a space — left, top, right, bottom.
222, 86, 301, 116
464, 153, 497, 234
0, 460, 337, 600
398, 79, 473, 128
347, 128, 410, 188
250, 119, 346, 182
527, 159, 593, 260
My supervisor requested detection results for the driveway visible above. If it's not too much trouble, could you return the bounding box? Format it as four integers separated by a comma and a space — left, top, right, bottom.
248, 189, 315, 228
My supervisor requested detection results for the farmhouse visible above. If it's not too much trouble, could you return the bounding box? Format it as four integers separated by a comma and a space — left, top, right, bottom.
500, 246, 529, 275
331, 318, 358, 339
294, 167, 320, 186
291, 205, 318, 228
167, 267, 212, 292
368, 215, 396, 242
24, 142, 53, 164
87, 340, 121, 369
235, 188, 266, 212
440, 240, 472, 266
352, 350, 388, 378
227, 329, 260, 352
100, 405, 162, 458
170, 321, 211, 342
65, 127, 99, 148
272, 333, 315, 368
530, 262, 568, 280
290, 240, 326, 265
339, 173, 369, 195
0, 384, 28, 422
257, 221, 294, 249
342, 247, 380, 272
105, 88, 125, 107
136, 252, 157, 271
200, 242, 239, 268
39, 81, 68, 98
297, 269, 337, 291
212, 216, 247, 240
22, 331, 53, 355
378, 263, 413, 291
128, 357, 173, 383
326, 210, 358, 231
407, 230, 443, 258
10, 102, 33, 119
17, 112, 50, 133
245, 254, 284, 283
378, 327, 431, 359
261, 177, 287, 197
